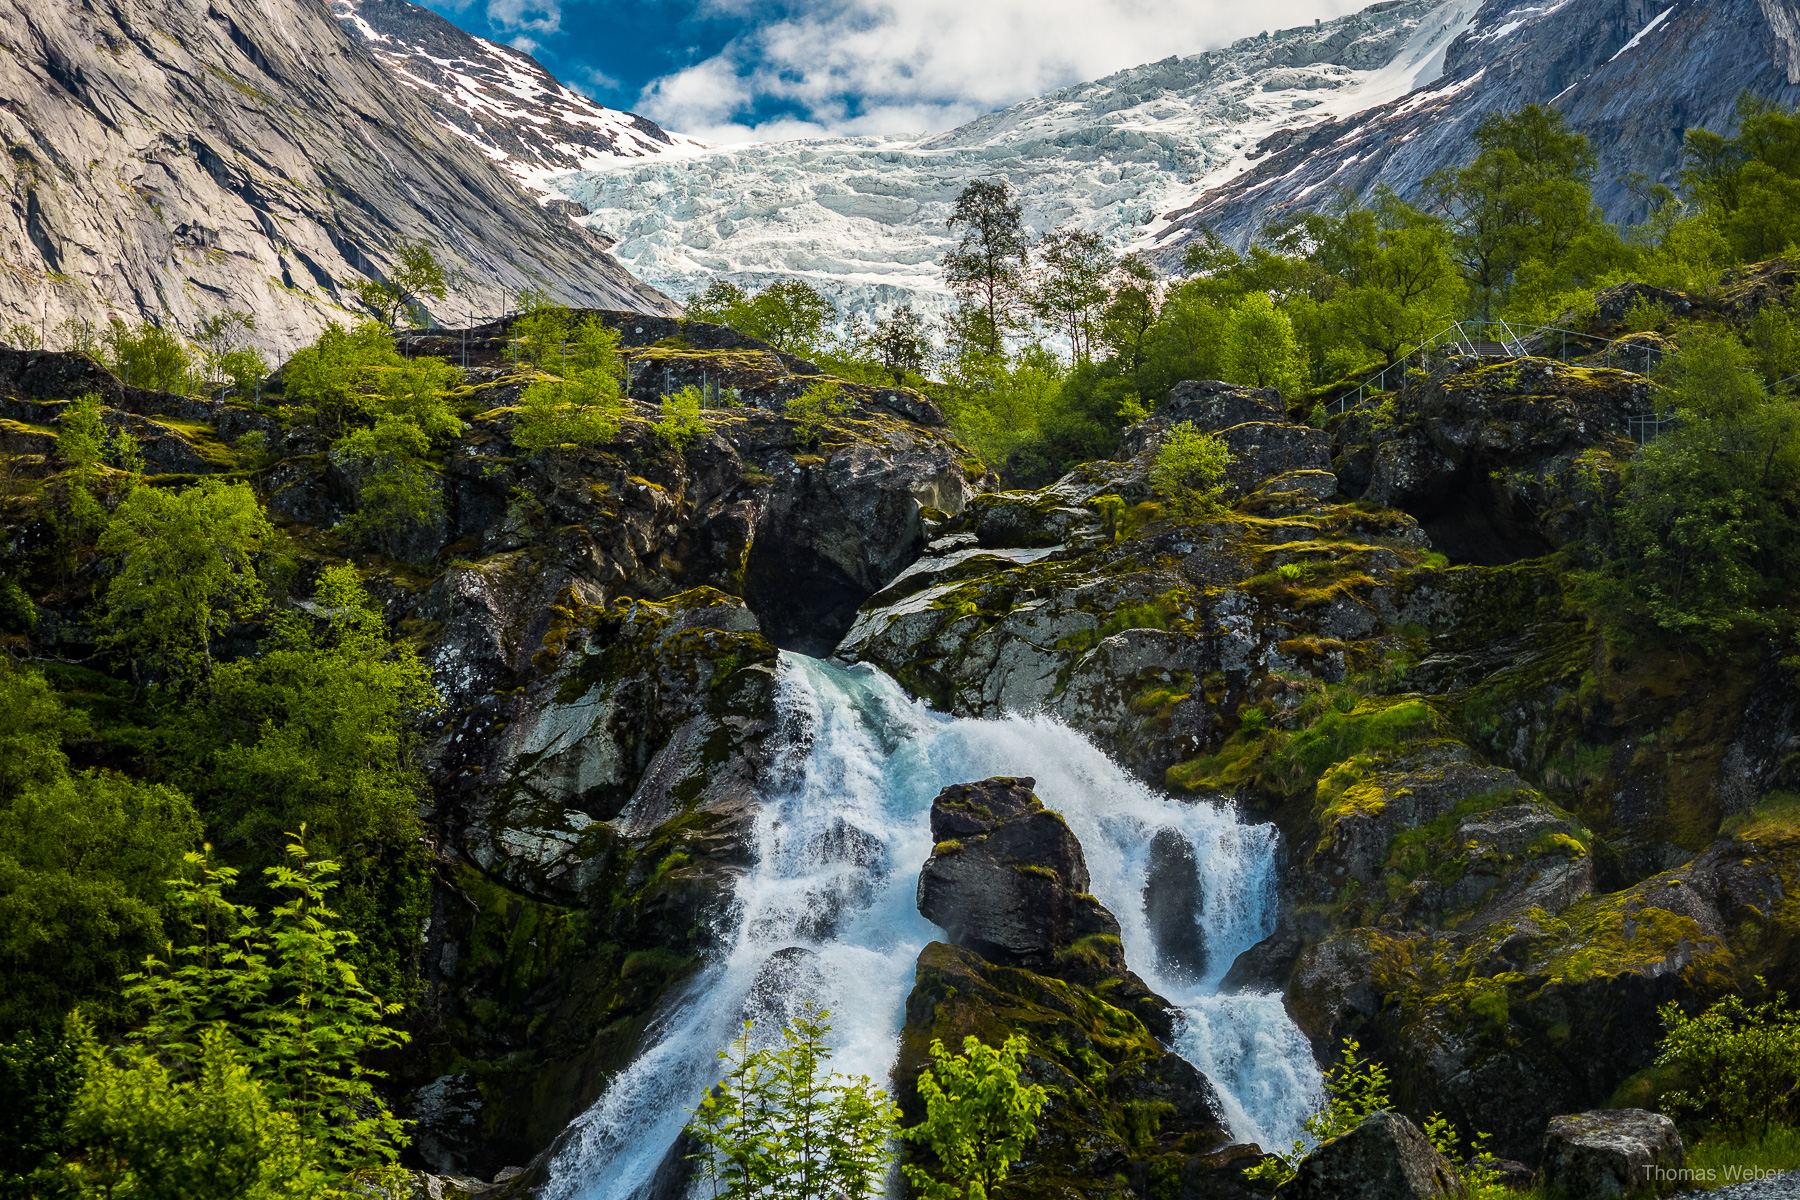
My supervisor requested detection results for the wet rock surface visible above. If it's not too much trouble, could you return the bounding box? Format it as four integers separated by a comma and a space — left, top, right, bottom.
900, 777, 1242, 1196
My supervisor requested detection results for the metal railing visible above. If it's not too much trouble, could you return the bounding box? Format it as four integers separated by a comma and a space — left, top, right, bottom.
1321, 319, 1671, 416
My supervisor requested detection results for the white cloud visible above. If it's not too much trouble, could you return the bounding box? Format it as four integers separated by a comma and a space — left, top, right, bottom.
487, 0, 560, 35
636, 0, 1367, 141
509, 33, 542, 53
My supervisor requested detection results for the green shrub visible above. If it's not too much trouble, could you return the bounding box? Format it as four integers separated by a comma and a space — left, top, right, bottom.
785, 380, 852, 449
652, 385, 708, 449
1150, 420, 1232, 519
1657, 983, 1800, 1141
902, 1033, 1048, 1200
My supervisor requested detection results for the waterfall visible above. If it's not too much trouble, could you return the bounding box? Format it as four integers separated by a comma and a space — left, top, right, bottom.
544, 653, 1324, 1200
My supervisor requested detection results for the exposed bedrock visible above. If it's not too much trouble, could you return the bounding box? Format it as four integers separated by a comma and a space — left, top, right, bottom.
900, 777, 1254, 1197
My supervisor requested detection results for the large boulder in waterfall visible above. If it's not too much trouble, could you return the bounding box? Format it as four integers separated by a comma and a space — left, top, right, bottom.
1277, 1110, 1459, 1200
916, 777, 1127, 977
1145, 827, 1208, 983
1535, 1109, 1684, 1198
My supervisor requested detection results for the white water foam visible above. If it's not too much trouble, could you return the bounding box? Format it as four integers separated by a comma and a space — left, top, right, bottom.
544, 652, 1323, 1199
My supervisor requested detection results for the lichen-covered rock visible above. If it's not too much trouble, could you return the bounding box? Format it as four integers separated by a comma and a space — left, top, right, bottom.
1277, 1110, 1458, 1200
1535, 1109, 1684, 1198
917, 777, 1127, 978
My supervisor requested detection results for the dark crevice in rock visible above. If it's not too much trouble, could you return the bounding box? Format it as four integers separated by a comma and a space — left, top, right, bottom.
742, 538, 873, 657
1408, 469, 1557, 567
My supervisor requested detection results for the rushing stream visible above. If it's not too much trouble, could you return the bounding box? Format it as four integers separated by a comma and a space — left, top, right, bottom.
545, 652, 1324, 1200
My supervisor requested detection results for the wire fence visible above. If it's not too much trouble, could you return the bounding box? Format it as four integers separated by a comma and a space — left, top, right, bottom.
1322, 318, 1672, 417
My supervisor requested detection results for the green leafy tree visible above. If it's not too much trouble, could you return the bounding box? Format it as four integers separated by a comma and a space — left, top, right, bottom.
194, 312, 259, 389
868, 304, 933, 384
685, 280, 753, 327
367, 356, 463, 443
1224, 292, 1305, 396
0, 1026, 79, 1196
512, 315, 627, 451
1151, 420, 1233, 520
507, 290, 573, 367
941, 344, 1065, 469
1100, 253, 1162, 375
103, 321, 193, 394
280, 321, 404, 437
1030, 226, 1115, 362
333, 418, 442, 559
1307, 189, 1466, 366
747, 280, 836, 354
57, 394, 107, 483
653, 385, 709, 449
901, 1033, 1048, 1200
1683, 94, 1800, 263
199, 565, 435, 859
945, 180, 1030, 355
355, 241, 449, 330
97, 480, 279, 686
785, 380, 853, 449
687, 1006, 899, 1200
1428, 104, 1609, 315
1247, 1037, 1392, 1186
1657, 983, 1800, 1141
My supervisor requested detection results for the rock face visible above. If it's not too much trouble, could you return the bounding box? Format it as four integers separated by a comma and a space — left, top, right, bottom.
916, 778, 1127, 975
1536, 1109, 1684, 1198
1278, 1111, 1459, 1200
0, 0, 677, 356
330, 0, 706, 194
1157, 0, 1800, 253
900, 777, 1244, 1197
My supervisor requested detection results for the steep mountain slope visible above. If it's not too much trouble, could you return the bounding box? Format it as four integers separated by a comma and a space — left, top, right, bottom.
0, 0, 679, 357
1151, 0, 1800, 254
329, 0, 707, 194
545, 0, 1457, 314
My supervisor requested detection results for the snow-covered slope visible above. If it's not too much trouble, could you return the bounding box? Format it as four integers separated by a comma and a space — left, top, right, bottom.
330, 0, 706, 194
544, 0, 1455, 315
1156, 0, 1800, 256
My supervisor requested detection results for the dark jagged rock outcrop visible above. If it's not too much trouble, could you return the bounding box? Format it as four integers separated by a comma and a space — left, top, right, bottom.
0, 0, 676, 356
899, 777, 1247, 1197
1277, 1110, 1458, 1200
916, 777, 1128, 977
1333, 355, 1649, 564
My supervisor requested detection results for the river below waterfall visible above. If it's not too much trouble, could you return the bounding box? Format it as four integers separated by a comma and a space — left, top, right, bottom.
545, 652, 1324, 1200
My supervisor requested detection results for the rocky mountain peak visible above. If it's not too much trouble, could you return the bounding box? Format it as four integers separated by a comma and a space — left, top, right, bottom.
0, 0, 678, 357
329, 0, 707, 194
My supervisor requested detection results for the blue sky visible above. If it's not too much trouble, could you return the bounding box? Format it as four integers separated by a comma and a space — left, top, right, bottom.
425, 0, 1364, 143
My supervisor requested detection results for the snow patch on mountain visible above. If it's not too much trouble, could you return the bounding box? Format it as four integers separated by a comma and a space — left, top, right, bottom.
331, 0, 706, 195
544, 0, 1466, 317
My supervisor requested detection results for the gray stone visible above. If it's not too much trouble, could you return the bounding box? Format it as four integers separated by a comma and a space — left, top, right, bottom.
1536, 1108, 1685, 1198
1277, 1110, 1459, 1200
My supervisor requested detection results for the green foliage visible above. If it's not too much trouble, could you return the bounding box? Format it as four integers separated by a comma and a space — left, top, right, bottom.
945, 180, 1031, 354
57, 394, 107, 483
901, 1033, 1048, 1200
355, 241, 448, 330
1224, 292, 1305, 395
61, 1020, 324, 1200
280, 321, 405, 437
1030, 225, 1115, 362
514, 368, 625, 451
684, 278, 836, 354
194, 312, 263, 392
652, 385, 709, 449
97, 480, 279, 686
1099, 253, 1161, 374
507, 290, 573, 367
196, 565, 435, 864
785, 380, 853, 449
1684, 94, 1800, 263
686, 1006, 899, 1200
334, 419, 442, 557
1304, 188, 1467, 367
102, 321, 193, 395
0, 1027, 78, 1195
941, 345, 1066, 468
1585, 331, 1800, 641
1657, 983, 1800, 1141
1748, 305, 1800, 392
867, 303, 934, 384
1246, 1036, 1392, 1186
1150, 420, 1232, 519
121, 839, 410, 1175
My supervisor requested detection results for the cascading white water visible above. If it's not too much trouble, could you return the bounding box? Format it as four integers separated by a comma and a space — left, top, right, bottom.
545, 653, 1324, 1200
